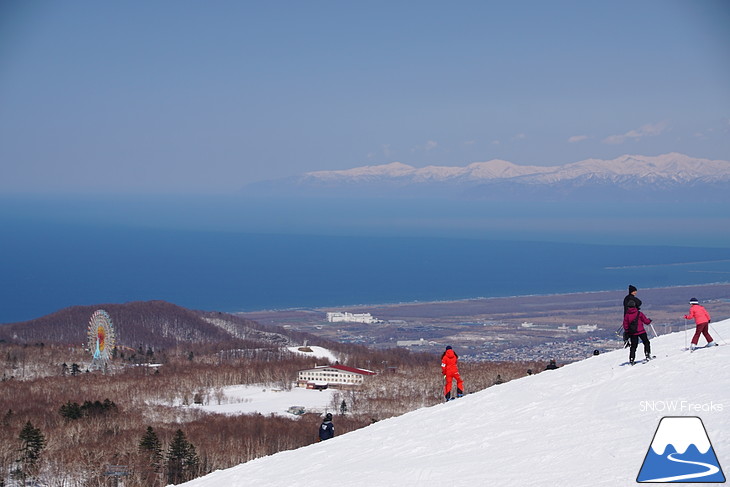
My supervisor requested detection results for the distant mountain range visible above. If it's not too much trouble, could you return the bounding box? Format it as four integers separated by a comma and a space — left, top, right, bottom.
246, 153, 730, 202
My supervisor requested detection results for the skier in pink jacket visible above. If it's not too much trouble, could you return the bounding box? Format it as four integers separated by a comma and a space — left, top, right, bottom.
623, 300, 652, 365
684, 298, 717, 350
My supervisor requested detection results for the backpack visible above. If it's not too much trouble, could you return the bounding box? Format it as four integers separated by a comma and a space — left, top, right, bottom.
628, 314, 639, 334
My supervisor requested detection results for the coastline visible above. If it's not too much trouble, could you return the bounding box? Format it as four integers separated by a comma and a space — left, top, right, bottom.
238, 282, 730, 322
238, 281, 730, 362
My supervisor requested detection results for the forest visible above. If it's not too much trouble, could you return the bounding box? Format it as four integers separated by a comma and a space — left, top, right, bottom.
0, 339, 543, 486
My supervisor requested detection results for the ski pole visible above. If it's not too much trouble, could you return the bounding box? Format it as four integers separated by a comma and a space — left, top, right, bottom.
650, 323, 658, 339
684, 318, 688, 350
709, 323, 726, 344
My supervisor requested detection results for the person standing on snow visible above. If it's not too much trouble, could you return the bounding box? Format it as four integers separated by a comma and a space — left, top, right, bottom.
319, 413, 334, 441
684, 298, 717, 350
623, 300, 652, 365
623, 285, 642, 315
441, 345, 464, 401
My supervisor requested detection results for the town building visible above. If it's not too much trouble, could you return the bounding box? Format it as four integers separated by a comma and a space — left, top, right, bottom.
396, 338, 430, 347
326, 312, 381, 324
297, 364, 376, 389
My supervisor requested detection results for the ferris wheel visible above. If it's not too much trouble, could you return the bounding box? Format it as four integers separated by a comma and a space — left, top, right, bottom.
87, 309, 116, 370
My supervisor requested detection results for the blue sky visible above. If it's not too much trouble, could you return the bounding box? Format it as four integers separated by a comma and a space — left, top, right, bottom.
1, 0, 728, 194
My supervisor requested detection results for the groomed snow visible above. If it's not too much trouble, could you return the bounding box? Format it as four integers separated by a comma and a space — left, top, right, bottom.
178, 319, 730, 487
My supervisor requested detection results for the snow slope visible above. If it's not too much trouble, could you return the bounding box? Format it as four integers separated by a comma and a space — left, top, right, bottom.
179, 320, 730, 487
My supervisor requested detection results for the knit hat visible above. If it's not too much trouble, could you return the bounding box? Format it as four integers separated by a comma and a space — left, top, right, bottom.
325, 413, 332, 421
445, 345, 452, 350
689, 298, 699, 305
627, 300, 636, 308
628, 285, 637, 293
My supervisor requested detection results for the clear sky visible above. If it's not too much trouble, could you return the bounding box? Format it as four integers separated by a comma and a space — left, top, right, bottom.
1, 0, 728, 194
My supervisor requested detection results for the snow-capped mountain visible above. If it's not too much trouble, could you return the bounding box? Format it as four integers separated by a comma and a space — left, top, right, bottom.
179, 319, 730, 487
245, 153, 730, 202
302, 153, 729, 185
301, 153, 730, 184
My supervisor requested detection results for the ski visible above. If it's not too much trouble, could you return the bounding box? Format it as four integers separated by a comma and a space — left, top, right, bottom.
620, 356, 655, 366
687, 343, 720, 353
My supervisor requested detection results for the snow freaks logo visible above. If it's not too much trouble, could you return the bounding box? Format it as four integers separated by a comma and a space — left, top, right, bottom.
637, 416, 726, 483
639, 401, 724, 413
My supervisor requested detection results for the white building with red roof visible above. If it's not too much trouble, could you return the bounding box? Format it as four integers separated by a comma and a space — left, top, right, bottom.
297, 364, 376, 389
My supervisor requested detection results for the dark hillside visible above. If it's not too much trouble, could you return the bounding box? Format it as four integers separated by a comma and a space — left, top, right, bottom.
0, 301, 272, 348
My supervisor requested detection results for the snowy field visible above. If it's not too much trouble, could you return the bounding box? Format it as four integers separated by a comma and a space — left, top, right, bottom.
178, 319, 730, 487
186, 346, 341, 417
190, 384, 337, 417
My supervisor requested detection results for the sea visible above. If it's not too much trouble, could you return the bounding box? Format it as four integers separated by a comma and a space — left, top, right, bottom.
2, 216, 730, 323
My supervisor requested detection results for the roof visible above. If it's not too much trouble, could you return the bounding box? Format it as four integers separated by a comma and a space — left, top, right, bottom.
299, 364, 376, 376
330, 364, 376, 376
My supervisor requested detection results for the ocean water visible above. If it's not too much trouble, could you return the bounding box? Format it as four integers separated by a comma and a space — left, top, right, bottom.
2, 219, 730, 323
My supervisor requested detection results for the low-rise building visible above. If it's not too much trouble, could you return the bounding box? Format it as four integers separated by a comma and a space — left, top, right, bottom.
297, 364, 376, 389
396, 338, 430, 347
326, 312, 381, 324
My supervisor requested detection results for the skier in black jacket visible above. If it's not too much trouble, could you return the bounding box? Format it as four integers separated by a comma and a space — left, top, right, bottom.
623, 284, 642, 315
319, 413, 334, 441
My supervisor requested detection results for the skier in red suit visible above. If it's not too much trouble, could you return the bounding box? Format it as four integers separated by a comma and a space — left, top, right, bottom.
684, 298, 717, 350
441, 345, 464, 401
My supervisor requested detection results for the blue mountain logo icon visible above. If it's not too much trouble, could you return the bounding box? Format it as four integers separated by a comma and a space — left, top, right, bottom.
637, 416, 725, 483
